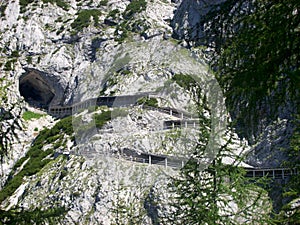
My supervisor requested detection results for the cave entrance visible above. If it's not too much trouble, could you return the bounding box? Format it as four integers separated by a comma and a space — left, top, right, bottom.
19, 70, 55, 109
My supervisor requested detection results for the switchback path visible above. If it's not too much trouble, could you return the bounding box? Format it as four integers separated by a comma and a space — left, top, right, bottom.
48, 94, 197, 119
77, 148, 297, 180
48, 94, 297, 180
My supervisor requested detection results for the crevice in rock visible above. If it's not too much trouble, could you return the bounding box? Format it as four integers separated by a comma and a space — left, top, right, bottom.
19, 68, 64, 109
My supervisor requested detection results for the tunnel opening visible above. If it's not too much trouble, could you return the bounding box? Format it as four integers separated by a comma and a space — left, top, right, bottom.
19, 69, 56, 109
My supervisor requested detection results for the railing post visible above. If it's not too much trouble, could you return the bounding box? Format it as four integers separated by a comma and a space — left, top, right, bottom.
170, 110, 172, 116
165, 158, 168, 169
253, 170, 255, 178
149, 155, 151, 165
273, 170, 275, 179
172, 122, 174, 129
282, 169, 284, 179
182, 161, 184, 168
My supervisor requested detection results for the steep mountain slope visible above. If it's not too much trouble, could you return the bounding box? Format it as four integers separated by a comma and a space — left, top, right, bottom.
0, 0, 296, 223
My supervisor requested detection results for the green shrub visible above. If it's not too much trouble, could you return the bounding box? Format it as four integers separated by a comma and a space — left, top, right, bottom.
137, 97, 158, 107
0, 3, 7, 17
172, 73, 197, 90
19, 0, 34, 8
3, 60, 13, 71
22, 111, 44, 121
0, 207, 67, 224
71, 9, 102, 32
123, 0, 147, 19
107, 9, 119, 19
42, 0, 69, 10
94, 109, 128, 128
11, 50, 20, 58
94, 111, 111, 128
0, 115, 74, 203
99, 0, 108, 6
26, 56, 33, 64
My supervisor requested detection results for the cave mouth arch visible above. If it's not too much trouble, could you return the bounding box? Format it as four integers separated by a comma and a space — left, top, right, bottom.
19, 70, 56, 109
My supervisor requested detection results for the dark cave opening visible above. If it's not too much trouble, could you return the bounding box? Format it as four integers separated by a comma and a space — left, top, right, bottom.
19, 70, 55, 109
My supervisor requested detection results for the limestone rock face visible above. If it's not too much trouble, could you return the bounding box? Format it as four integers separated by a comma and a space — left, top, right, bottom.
0, 0, 292, 224
171, 0, 225, 42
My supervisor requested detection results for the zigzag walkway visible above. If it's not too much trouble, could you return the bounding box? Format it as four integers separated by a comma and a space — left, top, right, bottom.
48, 94, 198, 120
49, 94, 296, 180
77, 148, 297, 180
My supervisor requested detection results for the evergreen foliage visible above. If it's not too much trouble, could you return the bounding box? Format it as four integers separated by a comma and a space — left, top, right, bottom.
172, 73, 197, 90
200, 0, 300, 137
161, 128, 272, 224
71, 9, 102, 32
123, 0, 147, 20
99, 0, 108, 7
276, 115, 300, 224
0, 207, 67, 224
42, 0, 69, 10
197, 0, 300, 222
0, 115, 74, 203
137, 97, 158, 108
158, 79, 272, 224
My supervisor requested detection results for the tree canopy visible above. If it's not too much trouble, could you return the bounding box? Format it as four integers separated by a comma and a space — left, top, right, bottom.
201, 0, 300, 137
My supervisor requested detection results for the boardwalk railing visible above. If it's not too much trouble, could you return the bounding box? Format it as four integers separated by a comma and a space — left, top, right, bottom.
50, 94, 297, 180
74, 148, 298, 180
48, 94, 199, 120
245, 168, 298, 180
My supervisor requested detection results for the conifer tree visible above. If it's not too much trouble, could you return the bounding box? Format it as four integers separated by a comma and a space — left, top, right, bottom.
160, 115, 273, 224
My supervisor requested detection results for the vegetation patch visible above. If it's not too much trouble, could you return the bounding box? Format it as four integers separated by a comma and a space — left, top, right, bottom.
0, 2, 7, 17
71, 9, 102, 32
22, 111, 45, 121
137, 97, 158, 108
0, 207, 67, 224
107, 9, 120, 20
94, 109, 128, 129
113, 0, 147, 42
19, 0, 35, 12
171, 73, 197, 90
42, 0, 69, 10
123, 0, 147, 20
3, 59, 17, 71
0, 116, 74, 203
99, 0, 108, 7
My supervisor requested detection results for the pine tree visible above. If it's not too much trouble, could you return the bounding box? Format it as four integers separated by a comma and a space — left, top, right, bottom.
158, 84, 272, 224
199, 0, 300, 138
161, 128, 272, 224
276, 115, 300, 224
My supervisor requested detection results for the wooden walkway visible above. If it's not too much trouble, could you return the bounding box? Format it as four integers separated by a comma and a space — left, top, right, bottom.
48, 94, 198, 119
76, 148, 297, 180
49, 94, 297, 180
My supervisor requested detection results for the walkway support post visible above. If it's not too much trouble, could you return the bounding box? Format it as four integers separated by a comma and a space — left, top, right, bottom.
149, 155, 151, 165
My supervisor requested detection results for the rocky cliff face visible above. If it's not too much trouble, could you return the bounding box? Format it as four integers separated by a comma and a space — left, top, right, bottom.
0, 0, 285, 223
171, 0, 297, 168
